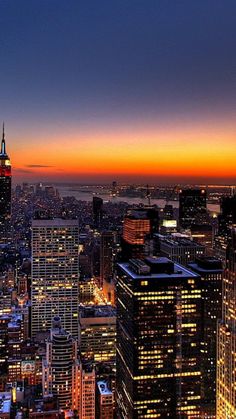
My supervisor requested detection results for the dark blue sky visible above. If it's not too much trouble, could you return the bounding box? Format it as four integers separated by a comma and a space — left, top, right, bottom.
0, 0, 236, 182
1, 0, 236, 124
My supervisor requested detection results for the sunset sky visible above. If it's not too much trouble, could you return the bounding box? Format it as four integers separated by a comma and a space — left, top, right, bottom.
0, 0, 236, 184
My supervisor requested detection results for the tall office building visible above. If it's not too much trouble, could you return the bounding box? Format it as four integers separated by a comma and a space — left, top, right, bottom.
80, 362, 96, 419
217, 229, 236, 418
31, 218, 79, 338
218, 194, 236, 237
96, 380, 114, 419
79, 305, 116, 367
189, 257, 223, 417
93, 197, 103, 228
43, 317, 79, 411
214, 195, 236, 264
100, 231, 115, 302
122, 206, 159, 260
100, 231, 114, 286
116, 257, 202, 418
179, 189, 207, 229
0, 124, 11, 244
157, 234, 205, 267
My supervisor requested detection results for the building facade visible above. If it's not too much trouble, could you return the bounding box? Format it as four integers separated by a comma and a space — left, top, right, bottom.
217, 229, 236, 418
189, 257, 223, 416
116, 257, 202, 418
31, 218, 79, 338
43, 317, 79, 411
179, 189, 207, 229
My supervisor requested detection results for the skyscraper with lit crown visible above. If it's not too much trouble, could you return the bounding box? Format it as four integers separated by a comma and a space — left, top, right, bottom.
0, 123, 11, 244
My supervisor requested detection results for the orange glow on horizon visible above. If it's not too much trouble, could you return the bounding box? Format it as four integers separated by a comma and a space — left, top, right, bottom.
10, 120, 236, 181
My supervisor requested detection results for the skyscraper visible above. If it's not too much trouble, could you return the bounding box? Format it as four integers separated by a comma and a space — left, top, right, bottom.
116, 257, 202, 418
189, 257, 223, 417
93, 197, 103, 228
100, 231, 115, 302
31, 218, 79, 338
179, 189, 207, 229
0, 123, 11, 244
218, 194, 236, 237
43, 316, 79, 411
122, 206, 159, 260
217, 229, 236, 418
100, 231, 114, 287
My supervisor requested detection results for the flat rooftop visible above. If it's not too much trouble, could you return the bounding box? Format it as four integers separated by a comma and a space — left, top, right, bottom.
80, 305, 116, 318
118, 257, 199, 280
32, 218, 79, 227
158, 235, 204, 248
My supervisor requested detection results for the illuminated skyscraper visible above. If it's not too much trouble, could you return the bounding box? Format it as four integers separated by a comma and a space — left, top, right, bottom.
217, 229, 236, 418
122, 206, 159, 260
116, 257, 202, 418
43, 317, 79, 411
79, 305, 116, 366
189, 257, 223, 417
31, 218, 79, 338
0, 123, 11, 244
179, 189, 207, 229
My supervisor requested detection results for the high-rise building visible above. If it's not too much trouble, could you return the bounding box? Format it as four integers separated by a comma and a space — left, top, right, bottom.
122, 206, 159, 260
100, 231, 115, 302
190, 224, 213, 252
218, 194, 236, 237
93, 197, 103, 228
100, 231, 114, 286
80, 362, 96, 419
179, 189, 207, 229
189, 257, 223, 417
43, 316, 79, 412
0, 124, 11, 244
217, 229, 236, 418
96, 380, 114, 419
116, 257, 202, 418
157, 234, 205, 266
31, 218, 79, 338
214, 194, 236, 265
79, 305, 116, 367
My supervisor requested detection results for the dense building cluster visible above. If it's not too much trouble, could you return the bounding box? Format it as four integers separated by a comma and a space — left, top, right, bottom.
0, 129, 236, 418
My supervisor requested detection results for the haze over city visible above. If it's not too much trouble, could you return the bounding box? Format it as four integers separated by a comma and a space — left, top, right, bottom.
0, 0, 236, 184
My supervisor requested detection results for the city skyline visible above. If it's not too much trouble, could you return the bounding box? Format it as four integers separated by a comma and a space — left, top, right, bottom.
1, 1, 236, 184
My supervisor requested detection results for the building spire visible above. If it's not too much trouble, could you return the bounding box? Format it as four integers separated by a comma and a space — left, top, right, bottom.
1, 122, 6, 155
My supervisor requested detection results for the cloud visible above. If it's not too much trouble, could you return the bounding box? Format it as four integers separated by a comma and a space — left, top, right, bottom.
25, 164, 54, 168
13, 167, 33, 173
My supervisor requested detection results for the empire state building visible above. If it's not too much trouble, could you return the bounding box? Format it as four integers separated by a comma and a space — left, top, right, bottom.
0, 124, 11, 243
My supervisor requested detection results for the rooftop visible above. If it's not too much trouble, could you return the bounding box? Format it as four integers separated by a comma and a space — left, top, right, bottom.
156, 234, 205, 248
97, 380, 112, 396
80, 305, 116, 318
118, 257, 198, 280
32, 218, 79, 227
